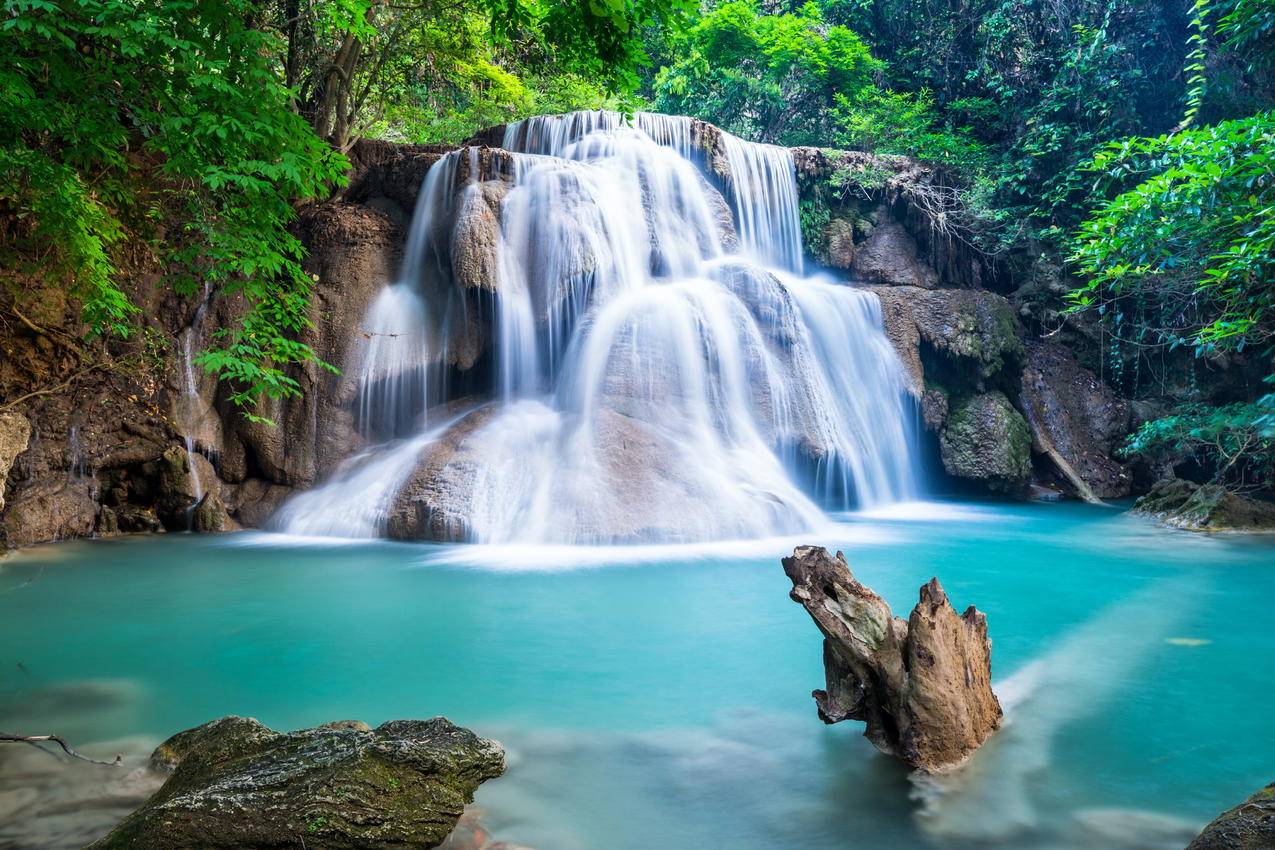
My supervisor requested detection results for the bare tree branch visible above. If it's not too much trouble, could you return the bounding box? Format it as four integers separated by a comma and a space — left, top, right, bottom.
0, 733, 123, 766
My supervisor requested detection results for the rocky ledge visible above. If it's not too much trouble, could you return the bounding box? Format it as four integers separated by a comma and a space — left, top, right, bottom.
1186, 781, 1275, 850
782, 545, 1002, 772
1132, 478, 1275, 533
90, 715, 505, 850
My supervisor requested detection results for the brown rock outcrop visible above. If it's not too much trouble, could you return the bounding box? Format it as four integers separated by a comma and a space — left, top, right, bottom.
782, 545, 1002, 772
867, 286, 1023, 398
1186, 781, 1275, 850
1020, 340, 1131, 500
0, 411, 31, 513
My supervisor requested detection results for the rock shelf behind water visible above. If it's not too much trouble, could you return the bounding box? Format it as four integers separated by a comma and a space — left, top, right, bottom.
782, 545, 1002, 773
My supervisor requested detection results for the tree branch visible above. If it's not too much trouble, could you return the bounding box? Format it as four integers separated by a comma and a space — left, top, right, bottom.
0, 733, 123, 766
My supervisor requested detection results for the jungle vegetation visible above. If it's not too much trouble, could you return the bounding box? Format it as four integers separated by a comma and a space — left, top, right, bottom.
1, 0, 1271, 482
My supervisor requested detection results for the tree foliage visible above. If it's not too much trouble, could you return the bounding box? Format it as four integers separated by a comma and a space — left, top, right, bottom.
2, 0, 347, 417
1068, 113, 1275, 356
652, 1, 879, 146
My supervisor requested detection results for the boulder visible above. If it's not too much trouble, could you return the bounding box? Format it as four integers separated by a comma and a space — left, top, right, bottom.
782, 545, 1002, 772
451, 181, 509, 293
940, 391, 1032, 492
90, 715, 506, 850
387, 405, 496, 542
1132, 479, 1275, 533
1186, 781, 1275, 850
0, 411, 31, 513
1020, 341, 1131, 500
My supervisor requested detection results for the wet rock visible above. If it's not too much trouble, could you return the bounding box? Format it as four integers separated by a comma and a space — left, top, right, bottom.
220, 202, 399, 491
698, 172, 739, 252
1186, 781, 1275, 849
782, 545, 1002, 772
940, 391, 1032, 492
868, 286, 1023, 397
90, 715, 506, 850
451, 181, 509, 293
1020, 341, 1131, 500
1, 480, 98, 547
851, 217, 939, 288
226, 477, 293, 527
1132, 479, 1275, 533
823, 217, 856, 268
0, 411, 31, 512
387, 405, 496, 542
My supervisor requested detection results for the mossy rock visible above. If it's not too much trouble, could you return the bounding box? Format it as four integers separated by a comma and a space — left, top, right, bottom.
1132, 479, 1275, 532
1186, 781, 1275, 849
91, 715, 505, 850
939, 391, 1032, 492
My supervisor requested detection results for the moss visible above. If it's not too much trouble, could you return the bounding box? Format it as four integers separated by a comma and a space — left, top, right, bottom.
1133, 479, 1275, 532
940, 392, 1032, 491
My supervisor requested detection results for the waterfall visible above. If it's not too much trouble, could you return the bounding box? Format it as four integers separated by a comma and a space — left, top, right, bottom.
277, 111, 920, 544
177, 284, 215, 527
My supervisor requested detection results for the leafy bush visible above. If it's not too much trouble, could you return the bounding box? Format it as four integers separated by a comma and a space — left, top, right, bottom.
1068, 112, 1275, 355
1122, 394, 1275, 490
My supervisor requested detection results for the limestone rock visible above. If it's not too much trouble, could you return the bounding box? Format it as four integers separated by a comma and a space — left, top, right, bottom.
940, 391, 1032, 492
451, 181, 508, 293
0, 411, 31, 513
90, 715, 506, 850
1020, 341, 1131, 499
1, 480, 98, 547
868, 286, 1023, 397
1132, 479, 1275, 532
782, 545, 1002, 772
387, 405, 496, 542
823, 217, 856, 268
851, 217, 939, 288
1186, 781, 1275, 850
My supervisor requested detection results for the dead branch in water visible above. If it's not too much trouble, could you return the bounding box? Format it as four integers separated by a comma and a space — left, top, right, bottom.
0, 732, 123, 766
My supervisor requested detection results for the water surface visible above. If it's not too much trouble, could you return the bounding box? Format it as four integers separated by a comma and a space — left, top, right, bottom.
1, 501, 1272, 849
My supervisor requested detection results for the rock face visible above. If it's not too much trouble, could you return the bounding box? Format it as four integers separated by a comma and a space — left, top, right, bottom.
869, 286, 1024, 396
1020, 341, 1131, 500
90, 715, 506, 850
0, 411, 32, 513
851, 218, 940, 288
782, 545, 1002, 773
1186, 781, 1275, 850
940, 391, 1033, 492
1132, 479, 1275, 532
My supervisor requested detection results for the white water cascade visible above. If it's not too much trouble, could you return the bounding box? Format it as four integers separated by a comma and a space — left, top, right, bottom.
277, 111, 920, 543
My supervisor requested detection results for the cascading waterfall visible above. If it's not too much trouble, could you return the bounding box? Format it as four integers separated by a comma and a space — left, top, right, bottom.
277, 111, 920, 543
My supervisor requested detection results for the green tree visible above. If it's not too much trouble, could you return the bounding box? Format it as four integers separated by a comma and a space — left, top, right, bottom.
653, 1, 879, 145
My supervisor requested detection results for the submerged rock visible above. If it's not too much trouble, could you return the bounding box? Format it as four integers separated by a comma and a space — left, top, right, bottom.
1132, 479, 1275, 533
782, 545, 1002, 772
90, 715, 506, 850
1186, 781, 1275, 850
939, 391, 1032, 492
